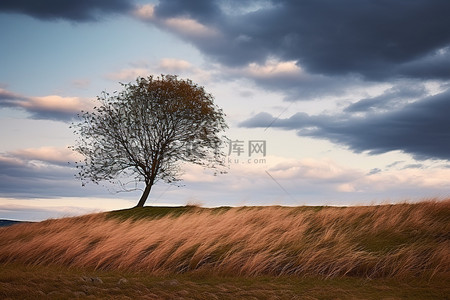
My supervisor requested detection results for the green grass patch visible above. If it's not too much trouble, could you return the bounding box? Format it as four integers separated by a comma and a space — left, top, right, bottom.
356, 230, 415, 253
106, 206, 197, 221
106, 205, 232, 221
1, 263, 448, 300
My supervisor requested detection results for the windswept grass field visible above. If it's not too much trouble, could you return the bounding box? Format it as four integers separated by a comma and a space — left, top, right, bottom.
0, 199, 449, 299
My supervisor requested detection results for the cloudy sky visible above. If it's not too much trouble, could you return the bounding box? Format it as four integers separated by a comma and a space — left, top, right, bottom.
1, 0, 449, 221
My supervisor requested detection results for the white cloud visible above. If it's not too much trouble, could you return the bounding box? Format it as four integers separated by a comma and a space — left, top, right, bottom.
203, 155, 450, 200
244, 58, 302, 79
134, 4, 218, 39
0, 88, 94, 121
134, 4, 155, 20
337, 183, 357, 192
163, 17, 218, 39
158, 58, 193, 72
267, 157, 362, 181
11, 146, 81, 166
362, 168, 450, 190
26, 95, 92, 113
180, 163, 219, 183
178, 156, 361, 196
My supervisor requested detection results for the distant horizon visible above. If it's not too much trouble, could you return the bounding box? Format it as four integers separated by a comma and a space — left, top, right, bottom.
2, 197, 448, 222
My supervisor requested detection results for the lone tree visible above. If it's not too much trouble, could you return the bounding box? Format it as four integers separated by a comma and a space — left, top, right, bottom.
71, 75, 227, 207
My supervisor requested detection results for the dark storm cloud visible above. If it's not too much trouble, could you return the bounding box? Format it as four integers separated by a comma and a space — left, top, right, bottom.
0, 89, 27, 104
240, 90, 450, 160
398, 47, 450, 79
154, 0, 221, 22
344, 83, 427, 113
0, 155, 74, 198
0, 154, 105, 199
0, 101, 77, 121
24, 109, 77, 122
0, 0, 133, 21
149, 0, 450, 80
242, 68, 365, 101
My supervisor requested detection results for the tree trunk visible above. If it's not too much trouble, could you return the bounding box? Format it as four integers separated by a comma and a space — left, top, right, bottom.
135, 183, 152, 207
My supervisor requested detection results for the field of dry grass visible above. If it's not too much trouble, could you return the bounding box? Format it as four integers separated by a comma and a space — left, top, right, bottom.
0, 199, 449, 298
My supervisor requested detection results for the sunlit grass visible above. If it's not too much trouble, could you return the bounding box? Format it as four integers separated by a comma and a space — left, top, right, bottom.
1, 199, 448, 278
0, 199, 449, 298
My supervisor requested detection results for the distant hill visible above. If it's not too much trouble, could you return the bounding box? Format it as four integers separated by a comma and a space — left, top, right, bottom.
0, 219, 27, 227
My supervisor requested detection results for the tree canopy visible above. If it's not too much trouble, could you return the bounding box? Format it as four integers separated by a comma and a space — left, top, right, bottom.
71, 75, 227, 207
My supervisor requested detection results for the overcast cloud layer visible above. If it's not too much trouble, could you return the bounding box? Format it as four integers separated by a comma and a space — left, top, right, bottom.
151, 0, 450, 80
0, 88, 92, 121
240, 89, 450, 160
136, 0, 450, 161
1, 0, 449, 161
4, 0, 448, 79
0, 0, 132, 21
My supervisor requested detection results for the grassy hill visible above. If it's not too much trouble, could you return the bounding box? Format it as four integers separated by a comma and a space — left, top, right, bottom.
0, 200, 449, 299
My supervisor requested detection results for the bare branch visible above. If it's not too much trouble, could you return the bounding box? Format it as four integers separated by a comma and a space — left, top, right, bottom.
71, 75, 228, 207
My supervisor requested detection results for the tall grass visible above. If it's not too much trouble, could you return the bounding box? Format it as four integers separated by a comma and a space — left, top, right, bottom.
0, 200, 448, 278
